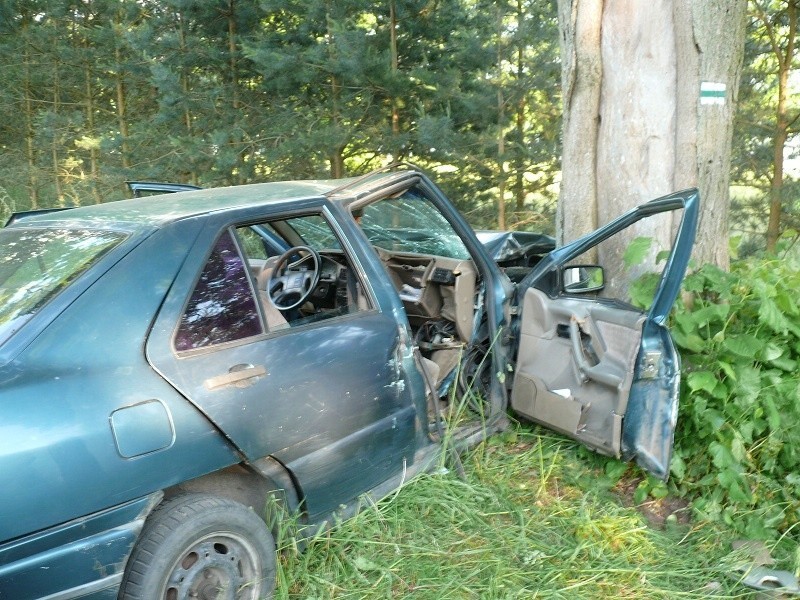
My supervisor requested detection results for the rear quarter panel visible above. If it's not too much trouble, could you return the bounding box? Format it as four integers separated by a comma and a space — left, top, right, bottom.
0, 219, 239, 544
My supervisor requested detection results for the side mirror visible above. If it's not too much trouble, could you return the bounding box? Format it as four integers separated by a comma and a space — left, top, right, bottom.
561, 265, 604, 294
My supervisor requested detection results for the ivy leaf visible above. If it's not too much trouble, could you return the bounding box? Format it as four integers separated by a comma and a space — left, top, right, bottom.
759, 298, 791, 335
633, 480, 649, 504
734, 366, 761, 405
649, 481, 669, 499
709, 441, 737, 470
730, 436, 747, 463
764, 397, 781, 431
723, 334, 765, 358
770, 355, 797, 372
670, 453, 686, 480
687, 371, 718, 394
694, 303, 730, 327
717, 468, 750, 503
623, 237, 653, 268
718, 361, 737, 381
672, 330, 706, 353
761, 342, 784, 362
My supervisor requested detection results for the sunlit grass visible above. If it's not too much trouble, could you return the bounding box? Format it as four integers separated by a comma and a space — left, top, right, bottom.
276, 425, 756, 599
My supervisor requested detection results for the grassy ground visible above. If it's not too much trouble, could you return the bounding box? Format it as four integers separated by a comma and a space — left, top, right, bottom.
275, 424, 763, 599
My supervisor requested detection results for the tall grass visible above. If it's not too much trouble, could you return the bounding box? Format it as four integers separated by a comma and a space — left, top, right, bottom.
277, 426, 755, 599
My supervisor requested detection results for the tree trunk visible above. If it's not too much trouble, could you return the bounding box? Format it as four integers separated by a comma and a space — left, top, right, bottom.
558, 0, 746, 279
326, 2, 345, 178
514, 0, 526, 213
390, 0, 400, 136
52, 57, 64, 206
496, 4, 507, 230
84, 62, 101, 204
114, 11, 131, 174
556, 0, 602, 254
114, 48, 130, 172
176, 12, 199, 186
763, 0, 796, 252
228, 0, 240, 112
673, 0, 747, 269
22, 38, 39, 209
329, 148, 345, 178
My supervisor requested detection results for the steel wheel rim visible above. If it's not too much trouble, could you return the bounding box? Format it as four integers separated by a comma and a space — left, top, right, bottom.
160, 532, 263, 600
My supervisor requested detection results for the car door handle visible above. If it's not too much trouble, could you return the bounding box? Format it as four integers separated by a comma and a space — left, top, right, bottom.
568, 317, 621, 388
204, 364, 267, 390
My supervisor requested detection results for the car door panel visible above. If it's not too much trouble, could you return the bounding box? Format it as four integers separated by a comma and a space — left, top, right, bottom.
147, 214, 419, 520
511, 189, 699, 479
511, 288, 644, 457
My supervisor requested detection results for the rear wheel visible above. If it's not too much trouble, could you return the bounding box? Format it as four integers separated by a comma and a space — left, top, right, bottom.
119, 494, 276, 600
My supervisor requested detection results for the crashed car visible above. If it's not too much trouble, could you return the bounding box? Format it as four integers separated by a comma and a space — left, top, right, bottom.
129, 181, 557, 279
0, 166, 697, 599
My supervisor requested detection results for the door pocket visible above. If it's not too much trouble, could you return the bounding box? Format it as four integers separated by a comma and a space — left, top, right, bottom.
511, 372, 588, 435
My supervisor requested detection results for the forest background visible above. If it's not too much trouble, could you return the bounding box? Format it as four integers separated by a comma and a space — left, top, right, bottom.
0, 0, 793, 256
1, 0, 800, 550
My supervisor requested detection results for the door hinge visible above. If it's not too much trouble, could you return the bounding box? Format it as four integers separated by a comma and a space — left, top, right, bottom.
641, 351, 661, 379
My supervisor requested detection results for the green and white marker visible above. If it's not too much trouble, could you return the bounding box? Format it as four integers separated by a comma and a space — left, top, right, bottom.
700, 82, 726, 105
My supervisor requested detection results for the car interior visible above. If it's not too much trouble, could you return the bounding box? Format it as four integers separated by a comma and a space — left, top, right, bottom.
232, 189, 485, 405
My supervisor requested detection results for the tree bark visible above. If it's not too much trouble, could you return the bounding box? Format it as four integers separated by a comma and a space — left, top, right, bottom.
596, 0, 678, 285
556, 0, 602, 252
390, 0, 400, 136
52, 57, 64, 206
558, 0, 746, 279
673, 0, 746, 269
514, 0, 526, 213
114, 40, 130, 172
496, 4, 507, 230
22, 36, 39, 209
84, 62, 101, 204
761, 1, 796, 252
176, 11, 199, 187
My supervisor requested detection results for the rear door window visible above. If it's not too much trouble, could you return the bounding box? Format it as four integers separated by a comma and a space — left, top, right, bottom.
174, 230, 263, 351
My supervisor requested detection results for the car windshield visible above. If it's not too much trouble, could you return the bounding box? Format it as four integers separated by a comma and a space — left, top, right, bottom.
360, 189, 470, 260
0, 227, 126, 345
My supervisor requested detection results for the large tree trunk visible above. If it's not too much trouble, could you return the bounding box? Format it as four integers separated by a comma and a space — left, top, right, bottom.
558, 0, 746, 280
23, 38, 39, 209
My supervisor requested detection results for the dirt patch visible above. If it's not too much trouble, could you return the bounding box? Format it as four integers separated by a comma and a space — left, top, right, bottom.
615, 476, 692, 528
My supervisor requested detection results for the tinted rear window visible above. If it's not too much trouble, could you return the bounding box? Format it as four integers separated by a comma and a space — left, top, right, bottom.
0, 227, 126, 345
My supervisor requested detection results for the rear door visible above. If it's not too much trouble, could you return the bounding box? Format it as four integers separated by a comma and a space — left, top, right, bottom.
511, 190, 699, 479
147, 205, 418, 519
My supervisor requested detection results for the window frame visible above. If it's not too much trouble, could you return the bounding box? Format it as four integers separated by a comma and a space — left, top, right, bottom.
171, 206, 379, 357
172, 227, 265, 355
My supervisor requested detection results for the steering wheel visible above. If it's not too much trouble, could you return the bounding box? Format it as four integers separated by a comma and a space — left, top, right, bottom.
266, 245, 321, 310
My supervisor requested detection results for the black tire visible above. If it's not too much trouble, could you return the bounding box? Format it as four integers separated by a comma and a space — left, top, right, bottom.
119, 494, 276, 600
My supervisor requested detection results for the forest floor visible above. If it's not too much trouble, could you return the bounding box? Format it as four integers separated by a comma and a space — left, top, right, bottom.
276, 423, 769, 599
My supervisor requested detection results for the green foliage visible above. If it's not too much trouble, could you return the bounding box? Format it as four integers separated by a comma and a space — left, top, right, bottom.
0, 0, 561, 229
279, 427, 749, 597
670, 257, 800, 541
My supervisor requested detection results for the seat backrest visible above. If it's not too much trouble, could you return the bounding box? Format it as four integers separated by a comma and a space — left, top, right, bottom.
256, 257, 290, 331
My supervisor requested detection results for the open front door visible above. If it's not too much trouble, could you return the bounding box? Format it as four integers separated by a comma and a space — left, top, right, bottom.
511, 190, 699, 479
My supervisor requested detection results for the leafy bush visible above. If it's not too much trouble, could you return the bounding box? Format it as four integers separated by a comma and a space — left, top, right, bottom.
669, 258, 800, 540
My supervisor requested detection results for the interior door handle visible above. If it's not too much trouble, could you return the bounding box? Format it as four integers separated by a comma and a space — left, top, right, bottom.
204, 364, 267, 390
568, 317, 621, 388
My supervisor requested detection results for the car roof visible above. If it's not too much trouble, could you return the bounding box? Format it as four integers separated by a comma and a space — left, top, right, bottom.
9, 178, 362, 231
